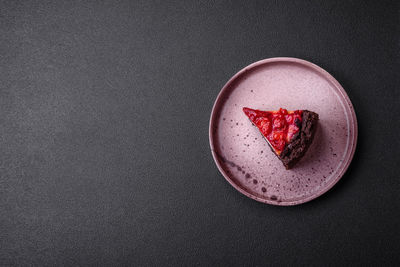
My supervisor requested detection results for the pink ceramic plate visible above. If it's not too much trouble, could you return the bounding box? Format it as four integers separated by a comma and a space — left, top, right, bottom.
209, 57, 357, 206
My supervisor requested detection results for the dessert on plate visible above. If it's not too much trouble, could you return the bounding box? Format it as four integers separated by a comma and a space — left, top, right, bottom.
243, 107, 319, 169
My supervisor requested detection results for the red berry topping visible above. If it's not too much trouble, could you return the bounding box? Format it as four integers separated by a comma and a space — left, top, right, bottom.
242, 107, 303, 154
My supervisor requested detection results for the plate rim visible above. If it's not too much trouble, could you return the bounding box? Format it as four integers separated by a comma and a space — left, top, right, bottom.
209, 57, 358, 206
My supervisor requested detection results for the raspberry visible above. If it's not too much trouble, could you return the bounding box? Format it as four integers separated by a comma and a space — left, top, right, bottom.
273, 118, 284, 129
258, 118, 271, 135
285, 115, 293, 123
279, 108, 288, 115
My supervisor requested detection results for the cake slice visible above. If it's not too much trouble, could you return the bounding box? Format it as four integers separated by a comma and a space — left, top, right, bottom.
243, 107, 319, 169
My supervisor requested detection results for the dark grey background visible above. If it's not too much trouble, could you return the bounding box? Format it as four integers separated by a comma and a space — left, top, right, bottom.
1, 0, 399, 266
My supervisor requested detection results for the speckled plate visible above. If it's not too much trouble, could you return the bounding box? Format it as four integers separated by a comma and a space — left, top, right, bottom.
209, 57, 357, 206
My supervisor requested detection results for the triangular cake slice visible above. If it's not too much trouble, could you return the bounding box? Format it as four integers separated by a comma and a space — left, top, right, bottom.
243, 107, 319, 169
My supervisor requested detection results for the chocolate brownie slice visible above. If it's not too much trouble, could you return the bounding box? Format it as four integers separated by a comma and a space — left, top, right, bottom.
243, 107, 319, 169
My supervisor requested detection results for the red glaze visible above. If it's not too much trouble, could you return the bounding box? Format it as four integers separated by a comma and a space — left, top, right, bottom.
243, 107, 303, 154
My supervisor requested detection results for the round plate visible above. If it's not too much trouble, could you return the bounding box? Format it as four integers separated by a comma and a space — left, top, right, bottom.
209, 57, 357, 206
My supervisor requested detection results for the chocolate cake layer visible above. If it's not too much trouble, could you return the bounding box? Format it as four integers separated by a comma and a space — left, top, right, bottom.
279, 110, 319, 169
